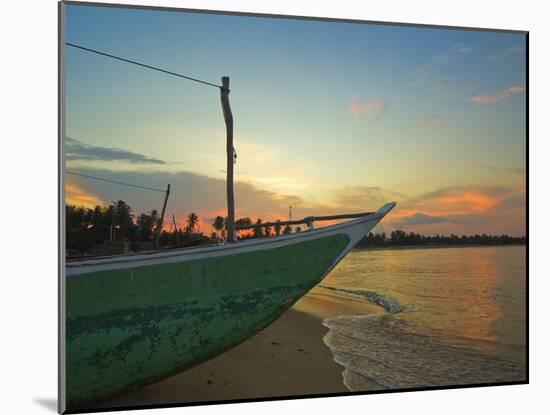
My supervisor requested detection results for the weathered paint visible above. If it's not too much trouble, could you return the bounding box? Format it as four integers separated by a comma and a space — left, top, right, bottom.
66, 233, 350, 408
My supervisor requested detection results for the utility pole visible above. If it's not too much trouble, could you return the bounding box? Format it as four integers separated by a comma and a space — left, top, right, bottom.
172, 214, 180, 245
220, 76, 236, 242
154, 183, 171, 249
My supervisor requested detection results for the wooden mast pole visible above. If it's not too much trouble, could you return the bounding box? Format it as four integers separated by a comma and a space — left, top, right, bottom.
154, 183, 171, 249
220, 76, 236, 242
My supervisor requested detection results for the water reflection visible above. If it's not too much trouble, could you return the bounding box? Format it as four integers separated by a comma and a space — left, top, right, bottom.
323, 246, 526, 362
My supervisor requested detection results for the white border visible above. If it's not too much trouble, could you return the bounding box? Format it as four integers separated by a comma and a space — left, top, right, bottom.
2, 1, 545, 415
58, 3, 66, 412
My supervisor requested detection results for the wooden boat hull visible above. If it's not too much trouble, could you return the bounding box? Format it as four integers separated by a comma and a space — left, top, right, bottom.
64, 202, 395, 408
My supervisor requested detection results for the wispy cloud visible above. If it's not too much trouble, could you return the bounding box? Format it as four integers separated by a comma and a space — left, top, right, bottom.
349, 97, 390, 121
431, 44, 472, 65
470, 84, 525, 104
485, 45, 524, 62
393, 212, 449, 227
418, 114, 445, 128
65, 137, 166, 165
412, 44, 472, 92
251, 176, 309, 191
331, 186, 405, 210
484, 165, 526, 175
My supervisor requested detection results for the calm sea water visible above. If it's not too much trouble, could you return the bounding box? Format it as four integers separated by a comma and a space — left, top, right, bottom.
320, 246, 527, 391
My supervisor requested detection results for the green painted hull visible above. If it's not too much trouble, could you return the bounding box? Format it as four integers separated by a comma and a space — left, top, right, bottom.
66, 233, 350, 408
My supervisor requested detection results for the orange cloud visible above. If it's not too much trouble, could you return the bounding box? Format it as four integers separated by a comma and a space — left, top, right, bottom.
436, 191, 499, 214
350, 97, 390, 120
66, 181, 103, 208
470, 84, 525, 104
390, 189, 500, 221
384, 185, 524, 236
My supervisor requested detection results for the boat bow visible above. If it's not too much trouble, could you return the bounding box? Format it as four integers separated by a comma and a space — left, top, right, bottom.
65, 202, 396, 407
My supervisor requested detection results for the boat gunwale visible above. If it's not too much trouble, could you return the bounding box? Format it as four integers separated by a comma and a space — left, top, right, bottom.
65, 202, 396, 273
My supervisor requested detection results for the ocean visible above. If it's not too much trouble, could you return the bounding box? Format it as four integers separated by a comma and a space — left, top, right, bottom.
320, 245, 527, 391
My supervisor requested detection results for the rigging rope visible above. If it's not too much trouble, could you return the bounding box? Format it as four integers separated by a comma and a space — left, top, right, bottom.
66, 42, 221, 89
66, 171, 167, 193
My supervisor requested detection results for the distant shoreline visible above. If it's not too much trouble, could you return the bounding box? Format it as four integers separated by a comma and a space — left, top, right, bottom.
353, 243, 526, 252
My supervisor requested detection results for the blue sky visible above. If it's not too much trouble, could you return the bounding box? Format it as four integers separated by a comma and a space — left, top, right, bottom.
64, 3, 527, 235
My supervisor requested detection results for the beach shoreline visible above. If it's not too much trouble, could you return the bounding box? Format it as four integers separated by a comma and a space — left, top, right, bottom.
89, 287, 385, 409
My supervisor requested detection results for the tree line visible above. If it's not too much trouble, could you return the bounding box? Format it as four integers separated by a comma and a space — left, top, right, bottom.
355, 229, 526, 249
66, 200, 300, 254
66, 200, 525, 255
66, 200, 204, 253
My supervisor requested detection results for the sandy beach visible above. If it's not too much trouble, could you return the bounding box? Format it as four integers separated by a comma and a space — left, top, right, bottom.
91, 287, 385, 409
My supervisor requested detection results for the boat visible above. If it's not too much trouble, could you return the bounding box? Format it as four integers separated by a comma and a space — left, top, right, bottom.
65, 201, 395, 407
61, 40, 397, 408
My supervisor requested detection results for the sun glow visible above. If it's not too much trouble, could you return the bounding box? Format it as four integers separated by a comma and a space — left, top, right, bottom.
66, 182, 103, 208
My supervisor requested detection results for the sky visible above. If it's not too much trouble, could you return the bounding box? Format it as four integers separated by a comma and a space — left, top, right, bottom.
64, 3, 527, 236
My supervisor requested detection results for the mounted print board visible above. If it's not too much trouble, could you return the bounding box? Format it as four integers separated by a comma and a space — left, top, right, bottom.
59, 1, 528, 413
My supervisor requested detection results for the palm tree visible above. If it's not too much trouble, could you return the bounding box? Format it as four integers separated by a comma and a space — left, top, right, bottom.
150, 209, 159, 227
136, 213, 152, 241
136, 209, 159, 242
212, 216, 225, 240
235, 217, 252, 228
235, 217, 252, 240
283, 224, 292, 235
113, 200, 135, 239
185, 212, 199, 233
253, 219, 263, 238
274, 220, 282, 236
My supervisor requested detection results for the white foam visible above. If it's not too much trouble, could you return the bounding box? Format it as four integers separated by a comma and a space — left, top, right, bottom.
322, 314, 526, 392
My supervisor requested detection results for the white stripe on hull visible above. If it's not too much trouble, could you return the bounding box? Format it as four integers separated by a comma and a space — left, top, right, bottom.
66, 202, 396, 277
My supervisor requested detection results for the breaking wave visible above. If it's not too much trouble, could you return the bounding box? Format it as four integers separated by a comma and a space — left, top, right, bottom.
319, 285, 402, 313
322, 314, 526, 392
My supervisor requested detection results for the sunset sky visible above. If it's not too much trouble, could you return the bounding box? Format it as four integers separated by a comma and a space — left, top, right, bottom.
64, 4, 526, 236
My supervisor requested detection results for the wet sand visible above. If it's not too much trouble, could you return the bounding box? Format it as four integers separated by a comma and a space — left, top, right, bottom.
91, 287, 384, 409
